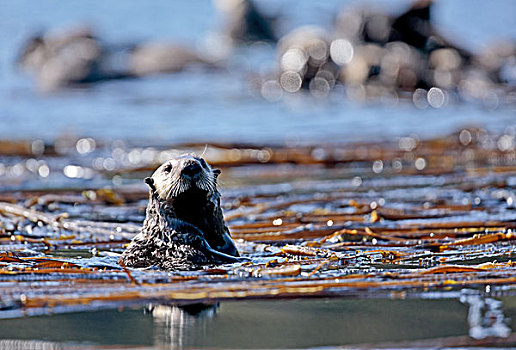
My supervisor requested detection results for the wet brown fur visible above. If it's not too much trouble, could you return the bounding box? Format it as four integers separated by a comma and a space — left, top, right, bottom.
119, 155, 240, 270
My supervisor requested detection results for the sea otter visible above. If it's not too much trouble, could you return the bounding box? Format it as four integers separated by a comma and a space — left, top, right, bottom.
119, 155, 242, 270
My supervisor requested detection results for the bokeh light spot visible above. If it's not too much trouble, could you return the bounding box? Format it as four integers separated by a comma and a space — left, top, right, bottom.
330, 39, 354, 65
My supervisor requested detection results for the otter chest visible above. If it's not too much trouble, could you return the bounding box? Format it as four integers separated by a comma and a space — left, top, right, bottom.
169, 190, 215, 233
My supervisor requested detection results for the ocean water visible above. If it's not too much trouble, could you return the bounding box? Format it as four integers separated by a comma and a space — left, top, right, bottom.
0, 0, 515, 144
1, 294, 515, 348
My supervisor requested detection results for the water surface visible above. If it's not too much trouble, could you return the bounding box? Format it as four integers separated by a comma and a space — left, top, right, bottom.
2, 294, 515, 348
1, 1, 516, 144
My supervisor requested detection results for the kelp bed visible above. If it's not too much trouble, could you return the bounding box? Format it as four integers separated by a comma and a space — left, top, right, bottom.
0, 127, 516, 319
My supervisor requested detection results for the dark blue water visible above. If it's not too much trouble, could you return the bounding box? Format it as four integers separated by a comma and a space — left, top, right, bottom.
1, 0, 516, 144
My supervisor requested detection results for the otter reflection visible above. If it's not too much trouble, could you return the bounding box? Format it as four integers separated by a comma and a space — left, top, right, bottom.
148, 303, 218, 347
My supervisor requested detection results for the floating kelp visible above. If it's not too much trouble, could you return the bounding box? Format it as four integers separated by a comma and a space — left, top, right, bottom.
0, 128, 516, 318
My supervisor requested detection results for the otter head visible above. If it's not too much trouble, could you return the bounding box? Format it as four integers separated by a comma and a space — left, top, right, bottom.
144, 154, 239, 257
145, 154, 221, 201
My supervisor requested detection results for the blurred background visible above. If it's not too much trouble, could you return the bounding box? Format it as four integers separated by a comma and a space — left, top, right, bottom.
1, 0, 515, 145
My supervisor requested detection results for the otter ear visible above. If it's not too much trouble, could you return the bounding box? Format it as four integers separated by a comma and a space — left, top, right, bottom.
213, 169, 221, 178
144, 177, 156, 193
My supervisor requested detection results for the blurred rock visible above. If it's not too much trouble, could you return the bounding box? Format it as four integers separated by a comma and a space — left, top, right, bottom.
276, 26, 338, 95
129, 43, 212, 76
265, 0, 515, 107
18, 26, 109, 91
18, 26, 214, 91
214, 0, 277, 44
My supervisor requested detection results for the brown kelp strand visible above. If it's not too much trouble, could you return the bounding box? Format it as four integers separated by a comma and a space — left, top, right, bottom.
1, 128, 516, 317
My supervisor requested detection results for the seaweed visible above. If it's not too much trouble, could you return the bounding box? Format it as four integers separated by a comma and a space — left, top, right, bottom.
0, 128, 515, 318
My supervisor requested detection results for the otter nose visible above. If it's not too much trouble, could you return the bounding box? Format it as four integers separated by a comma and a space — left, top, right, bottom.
181, 162, 202, 179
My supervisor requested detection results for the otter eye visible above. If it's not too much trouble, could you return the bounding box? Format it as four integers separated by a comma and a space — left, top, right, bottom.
163, 164, 172, 173
199, 158, 208, 168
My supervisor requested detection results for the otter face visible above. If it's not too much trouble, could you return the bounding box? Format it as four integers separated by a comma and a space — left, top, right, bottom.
149, 155, 220, 200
